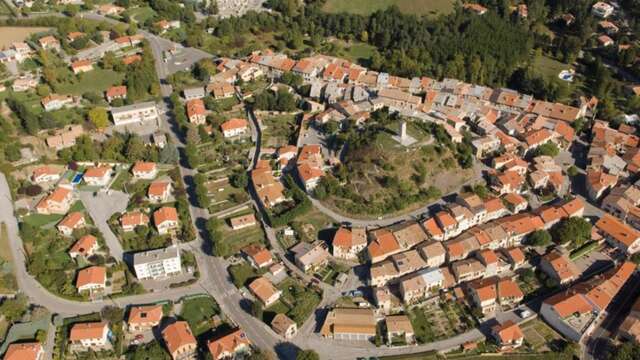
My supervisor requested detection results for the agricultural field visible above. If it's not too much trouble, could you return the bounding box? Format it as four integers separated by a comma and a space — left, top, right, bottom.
322, 0, 455, 17
0, 27, 51, 48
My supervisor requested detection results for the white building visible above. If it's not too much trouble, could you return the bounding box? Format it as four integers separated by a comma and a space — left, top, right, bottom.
133, 246, 182, 280
69, 322, 111, 350
110, 102, 159, 126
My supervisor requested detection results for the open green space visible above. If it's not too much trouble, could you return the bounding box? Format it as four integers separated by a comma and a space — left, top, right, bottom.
56, 69, 125, 95
179, 296, 220, 336
0, 223, 17, 293
261, 113, 299, 148
532, 54, 571, 80
125, 6, 156, 24
322, 0, 455, 17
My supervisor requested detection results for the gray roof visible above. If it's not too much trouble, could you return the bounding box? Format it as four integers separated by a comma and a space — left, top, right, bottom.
133, 245, 180, 265
110, 101, 157, 115
183, 87, 205, 97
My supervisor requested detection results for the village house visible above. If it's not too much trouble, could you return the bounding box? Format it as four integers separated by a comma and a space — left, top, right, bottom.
57, 211, 86, 236
38, 35, 60, 51
229, 213, 257, 230
31, 165, 61, 183
69, 234, 99, 259
332, 227, 367, 261
290, 241, 330, 272
207, 82, 235, 99
586, 169, 618, 201
105, 85, 127, 102
153, 207, 179, 235
385, 314, 415, 345
83, 166, 112, 187
242, 245, 273, 269
46, 124, 84, 150
162, 321, 197, 360
595, 214, 640, 254
97, 3, 125, 15
120, 211, 150, 232
148, 181, 172, 203
592, 1, 614, 18
36, 186, 73, 215
541, 262, 635, 342
451, 258, 486, 283
539, 249, 580, 285
75, 266, 107, 294
251, 168, 286, 208
71, 59, 93, 74
12, 76, 38, 92
248, 276, 281, 307
207, 329, 252, 360
491, 321, 524, 351
271, 313, 297, 339
399, 267, 447, 303
127, 305, 163, 332
131, 161, 157, 179
69, 322, 111, 351
42, 94, 73, 112
220, 118, 249, 138
186, 99, 207, 125
416, 241, 446, 268
3, 342, 44, 360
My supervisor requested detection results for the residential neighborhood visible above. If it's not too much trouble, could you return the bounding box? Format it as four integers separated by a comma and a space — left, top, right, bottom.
0, 0, 638, 360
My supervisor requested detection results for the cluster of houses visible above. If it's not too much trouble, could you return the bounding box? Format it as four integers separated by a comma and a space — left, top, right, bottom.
28, 159, 185, 294
250, 143, 327, 209
11, 307, 252, 360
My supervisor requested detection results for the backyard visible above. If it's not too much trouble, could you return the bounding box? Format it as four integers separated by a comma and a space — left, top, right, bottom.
218, 213, 267, 255
179, 296, 221, 336
409, 301, 476, 344
263, 278, 322, 326
261, 113, 299, 148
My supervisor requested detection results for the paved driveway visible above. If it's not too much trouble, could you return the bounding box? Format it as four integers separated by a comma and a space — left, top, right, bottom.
78, 190, 129, 261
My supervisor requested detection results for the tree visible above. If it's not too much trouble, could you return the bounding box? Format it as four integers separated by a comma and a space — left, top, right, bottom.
552, 217, 592, 247
296, 350, 320, 360
125, 136, 146, 161
128, 341, 171, 360
159, 143, 179, 164
534, 142, 560, 157
609, 342, 640, 360
230, 172, 248, 188
567, 165, 579, 177
0, 294, 28, 323
529, 229, 552, 247
251, 300, 263, 320
88, 107, 109, 129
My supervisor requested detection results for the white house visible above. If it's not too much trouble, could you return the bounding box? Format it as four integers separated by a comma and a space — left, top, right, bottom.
131, 161, 157, 180
220, 118, 249, 138
69, 322, 111, 350
83, 166, 112, 187
153, 207, 179, 235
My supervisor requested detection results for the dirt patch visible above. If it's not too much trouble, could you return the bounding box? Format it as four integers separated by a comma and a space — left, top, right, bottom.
0, 27, 52, 48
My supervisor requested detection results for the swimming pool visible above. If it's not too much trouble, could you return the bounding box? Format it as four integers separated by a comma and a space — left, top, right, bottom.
71, 173, 83, 185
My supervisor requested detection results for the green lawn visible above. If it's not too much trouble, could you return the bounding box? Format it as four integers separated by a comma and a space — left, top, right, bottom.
532, 54, 571, 80
125, 6, 156, 23
23, 201, 85, 227
57, 69, 125, 95
340, 42, 378, 65
219, 219, 265, 255
322, 0, 455, 16
228, 263, 261, 288
179, 296, 220, 336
